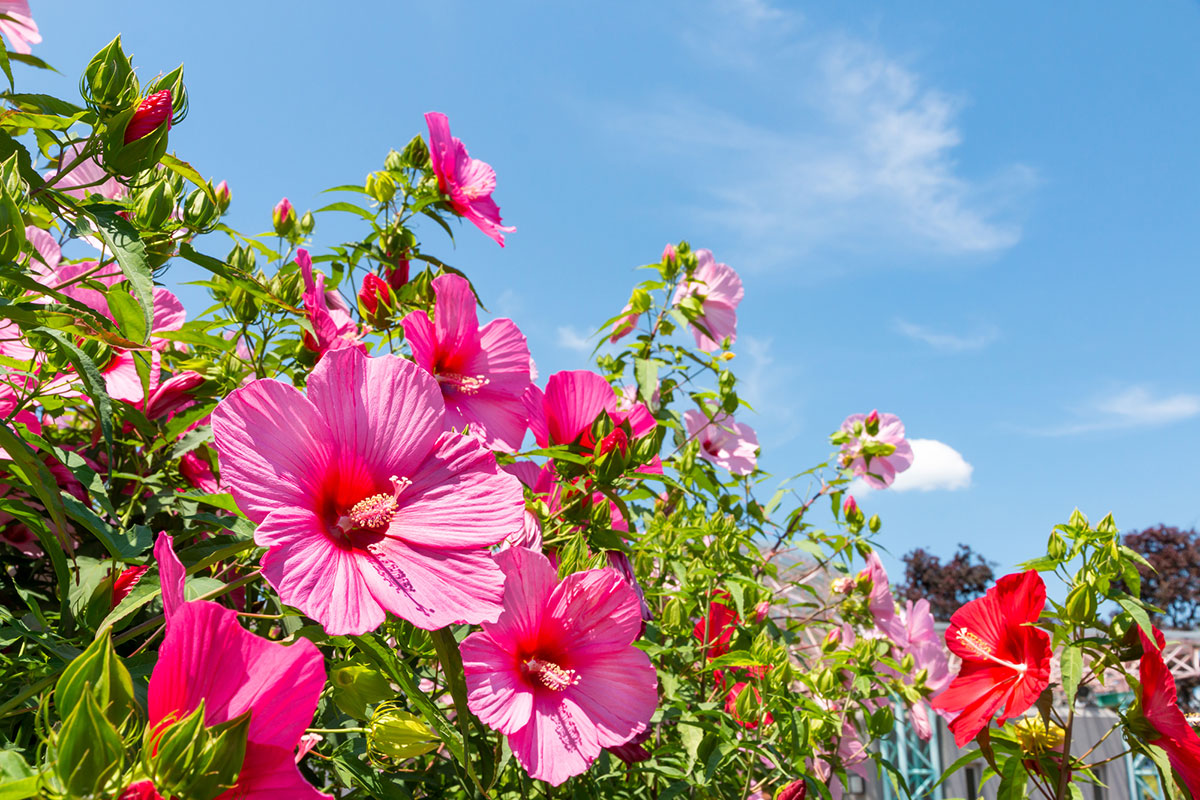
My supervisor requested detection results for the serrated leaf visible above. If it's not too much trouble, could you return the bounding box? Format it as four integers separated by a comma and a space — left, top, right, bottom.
81, 205, 153, 343
1060, 644, 1083, 707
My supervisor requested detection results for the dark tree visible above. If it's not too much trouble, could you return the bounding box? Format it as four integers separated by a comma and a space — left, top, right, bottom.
897, 544, 995, 621
1121, 525, 1200, 630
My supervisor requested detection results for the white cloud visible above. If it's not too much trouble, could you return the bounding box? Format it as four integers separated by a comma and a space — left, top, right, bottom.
850, 438, 973, 496
1039, 386, 1200, 436
895, 319, 999, 353
592, 8, 1033, 268
556, 325, 592, 353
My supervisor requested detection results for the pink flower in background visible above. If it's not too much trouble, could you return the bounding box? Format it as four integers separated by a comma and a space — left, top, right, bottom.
212, 348, 524, 635
524, 370, 655, 450
609, 303, 639, 343
858, 551, 899, 637
461, 547, 657, 786
425, 111, 515, 246
672, 249, 743, 352
143, 371, 204, 420
810, 718, 870, 800
25, 226, 60, 276
147, 600, 328, 799
684, 407, 758, 475
111, 565, 148, 608
179, 451, 221, 494
724, 682, 772, 729
298, 249, 362, 359
123, 90, 172, 144
50, 143, 127, 201
0, 1, 40, 54
837, 411, 914, 489
893, 598, 952, 740
402, 273, 533, 452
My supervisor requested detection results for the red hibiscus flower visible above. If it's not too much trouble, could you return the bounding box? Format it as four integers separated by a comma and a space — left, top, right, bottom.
1138, 627, 1200, 796
929, 571, 1052, 747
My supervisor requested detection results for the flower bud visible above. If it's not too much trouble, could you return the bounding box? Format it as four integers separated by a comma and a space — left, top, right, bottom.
401, 133, 430, 169
272, 197, 295, 236
124, 90, 173, 144
82, 35, 138, 113
366, 171, 396, 204
386, 258, 410, 292
299, 210, 315, 236
368, 701, 439, 761
0, 188, 25, 264
384, 148, 404, 172
754, 600, 770, 624
843, 495, 858, 517
228, 286, 259, 324
662, 242, 677, 263
1064, 584, 1097, 623
133, 180, 176, 229
111, 565, 148, 608
182, 187, 218, 230
868, 514, 881, 533
1047, 531, 1067, 561
331, 662, 395, 719
214, 180, 231, 213
358, 273, 393, 329
776, 780, 807, 800
865, 409, 881, 435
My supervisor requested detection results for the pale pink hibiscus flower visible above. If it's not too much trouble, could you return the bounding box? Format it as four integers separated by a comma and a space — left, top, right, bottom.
671, 249, 743, 352
684, 407, 758, 475
425, 111, 515, 247
50, 143, 127, 201
401, 273, 532, 452
460, 547, 657, 786
297, 249, 363, 359
145, 600, 328, 799
609, 303, 639, 343
211, 348, 524, 635
838, 410, 914, 489
523, 370, 655, 451
0, 1, 39, 54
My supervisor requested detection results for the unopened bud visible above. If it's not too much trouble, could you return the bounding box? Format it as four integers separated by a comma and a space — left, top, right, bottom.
182, 187, 218, 230
868, 514, 881, 533
124, 90, 172, 144
368, 702, 439, 761
662, 242, 677, 263
299, 210, 315, 236
272, 197, 296, 236
864, 409, 881, 435
366, 171, 396, 204
384, 149, 404, 172
358, 273, 393, 329
1047, 531, 1067, 561
83, 35, 138, 113
214, 180, 231, 212
133, 180, 175, 229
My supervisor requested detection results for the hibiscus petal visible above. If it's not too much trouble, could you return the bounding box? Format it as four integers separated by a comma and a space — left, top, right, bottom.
567, 646, 658, 748
547, 568, 643, 654
507, 694, 600, 787
357, 537, 505, 629
929, 663, 1011, 747
391, 431, 523, 548
693, 301, 737, 352
153, 531, 185, 624
487, 547, 559, 644
258, 508, 385, 636
543, 371, 616, 446
212, 380, 333, 523
218, 742, 329, 800
461, 632, 535, 735
148, 601, 324, 751
305, 349, 444, 481
430, 274, 483, 363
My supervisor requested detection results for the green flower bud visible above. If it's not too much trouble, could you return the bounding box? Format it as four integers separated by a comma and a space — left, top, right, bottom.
133, 180, 176, 230
401, 134, 430, 170
226, 244, 256, 275
0, 191, 25, 264
331, 662, 395, 719
868, 514, 881, 533
299, 210, 315, 236
1064, 584, 1097, 624
228, 286, 259, 324
82, 35, 139, 114
366, 171, 396, 204
1047, 531, 1067, 561
56, 690, 124, 797
368, 702, 439, 762
384, 148, 404, 172
183, 187, 219, 230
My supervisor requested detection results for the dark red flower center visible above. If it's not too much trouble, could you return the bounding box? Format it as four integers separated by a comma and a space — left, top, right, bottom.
523, 657, 578, 692
436, 371, 490, 396
331, 475, 409, 541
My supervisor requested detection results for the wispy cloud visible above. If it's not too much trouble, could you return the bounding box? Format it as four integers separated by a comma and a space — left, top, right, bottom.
591, 2, 1033, 269
738, 334, 804, 446
1037, 386, 1200, 436
851, 438, 973, 495
895, 319, 999, 353
556, 325, 592, 353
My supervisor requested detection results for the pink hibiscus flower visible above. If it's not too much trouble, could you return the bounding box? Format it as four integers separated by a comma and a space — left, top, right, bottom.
671, 249, 743, 352
523, 370, 655, 451
145, 600, 328, 799
0, 1, 39, 54
297, 249, 362, 359
684, 407, 758, 475
425, 111, 515, 247
609, 303, 639, 344
460, 547, 658, 786
401, 273, 532, 452
211, 347, 524, 635
50, 143, 127, 201
837, 410, 914, 489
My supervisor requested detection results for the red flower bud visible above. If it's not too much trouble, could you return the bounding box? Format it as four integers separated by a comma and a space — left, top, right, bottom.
777, 780, 808, 800
662, 243, 677, 263
843, 495, 858, 516
119, 781, 166, 800
597, 427, 630, 458
112, 565, 149, 608
386, 258, 410, 292
144, 371, 205, 420
123, 90, 173, 144
358, 272, 391, 316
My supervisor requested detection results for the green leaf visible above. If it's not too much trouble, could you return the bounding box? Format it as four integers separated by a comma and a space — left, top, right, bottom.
0, 46, 12, 92
37, 328, 114, 462
80, 205, 153, 342
430, 627, 476, 785
160, 153, 217, 204
105, 287, 147, 342
1060, 644, 1083, 707
680, 719, 705, 772
634, 358, 660, 405
315, 201, 377, 221
0, 776, 39, 800
996, 755, 1027, 800
706, 651, 768, 670
1116, 595, 1155, 638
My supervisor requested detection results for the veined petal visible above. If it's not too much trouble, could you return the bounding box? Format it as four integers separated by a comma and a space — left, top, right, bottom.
487, 547, 559, 645
543, 371, 616, 446
258, 508, 385, 636
153, 532, 185, 624
567, 647, 657, 748
305, 349, 444, 481
507, 693, 600, 787
431, 274, 482, 366
400, 309, 438, 371
391, 431, 523, 548
212, 380, 333, 523
461, 632, 535, 735
547, 568, 643, 654
147, 601, 324, 751
358, 537, 505, 629
217, 742, 330, 800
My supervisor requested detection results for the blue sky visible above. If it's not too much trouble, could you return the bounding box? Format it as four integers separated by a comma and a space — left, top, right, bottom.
21, 1, 1200, 578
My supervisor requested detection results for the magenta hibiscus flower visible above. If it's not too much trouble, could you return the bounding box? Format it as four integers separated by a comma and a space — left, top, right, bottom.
425, 111, 515, 247
402, 273, 532, 452
460, 547, 658, 786
684, 407, 758, 475
0, 1, 39, 55
211, 348, 525, 635
523, 370, 655, 450
672, 249, 743, 352
298, 249, 363, 359
144, 600, 328, 799
837, 410, 914, 489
